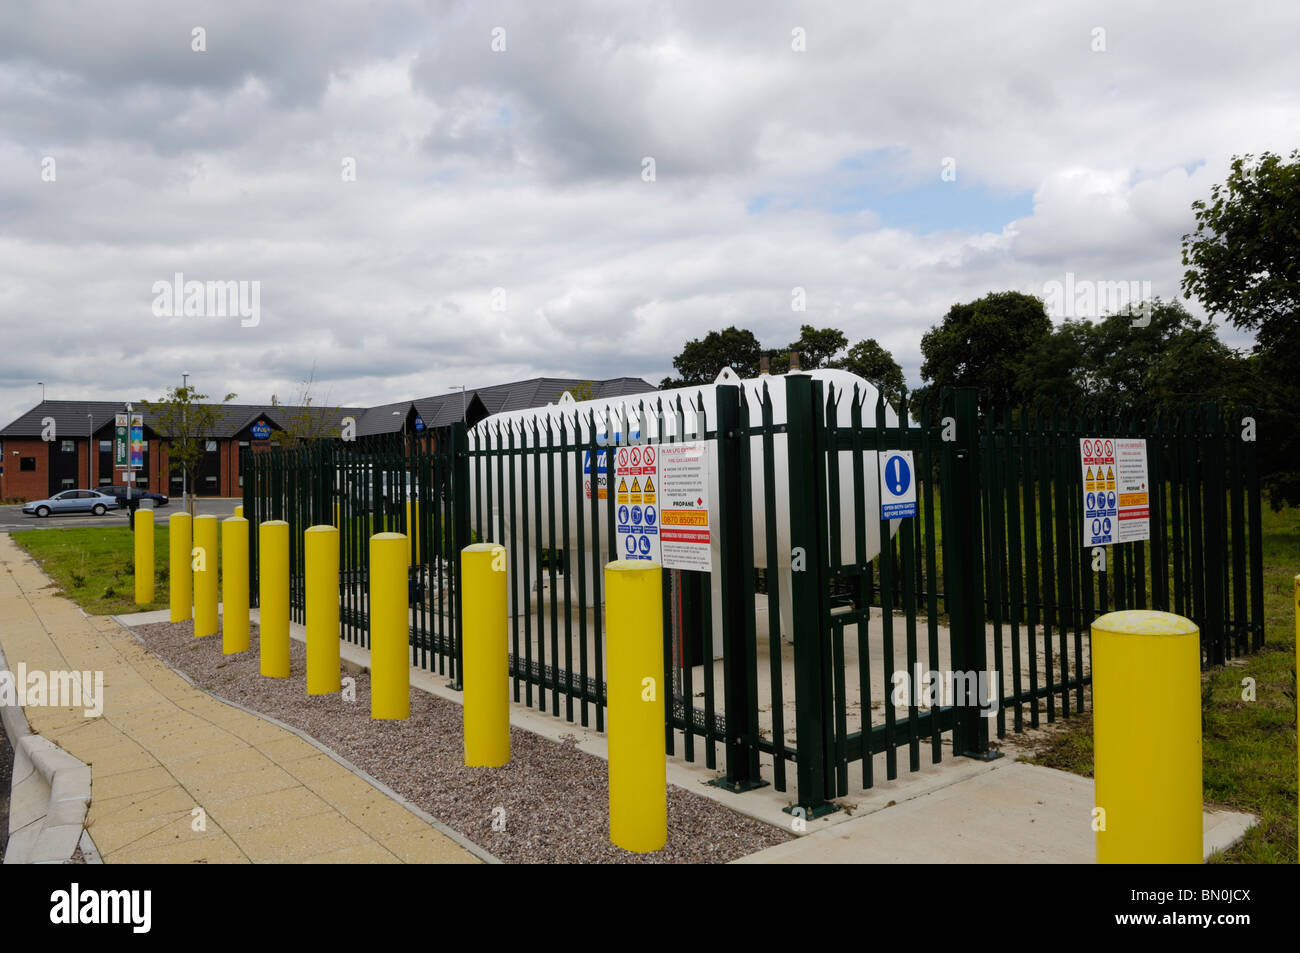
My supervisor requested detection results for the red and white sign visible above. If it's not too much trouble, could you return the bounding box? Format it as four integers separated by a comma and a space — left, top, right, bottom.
658, 441, 711, 572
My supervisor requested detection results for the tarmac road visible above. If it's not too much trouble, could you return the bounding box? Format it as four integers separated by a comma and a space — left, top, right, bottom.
0, 498, 241, 533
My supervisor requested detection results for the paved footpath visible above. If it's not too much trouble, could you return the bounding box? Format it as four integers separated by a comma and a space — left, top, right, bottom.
0, 534, 479, 864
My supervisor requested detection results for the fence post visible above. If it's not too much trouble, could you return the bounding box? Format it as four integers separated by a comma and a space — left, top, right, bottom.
784, 373, 836, 816
450, 421, 470, 690
169, 512, 192, 622
712, 384, 764, 792
193, 515, 219, 637
222, 516, 249, 654
940, 387, 998, 760
1093, 610, 1202, 862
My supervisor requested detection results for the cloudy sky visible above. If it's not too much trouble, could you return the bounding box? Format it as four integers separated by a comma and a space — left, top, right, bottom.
1, 0, 1297, 426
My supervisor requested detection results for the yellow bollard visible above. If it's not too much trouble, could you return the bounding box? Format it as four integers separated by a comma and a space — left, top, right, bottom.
1093, 609, 1202, 864
233, 504, 243, 518
192, 515, 219, 637
259, 520, 290, 678
305, 525, 341, 695
605, 559, 666, 852
168, 512, 192, 622
370, 532, 409, 720
134, 509, 154, 605
221, 517, 249, 654
462, 543, 509, 766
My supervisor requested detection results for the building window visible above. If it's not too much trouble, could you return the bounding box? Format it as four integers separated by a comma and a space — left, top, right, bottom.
171, 475, 183, 485
60, 439, 75, 453
61, 477, 74, 488
205, 475, 217, 485
99, 477, 111, 485
99, 440, 112, 452
20, 457, 36, 471
205, 440, 217, 452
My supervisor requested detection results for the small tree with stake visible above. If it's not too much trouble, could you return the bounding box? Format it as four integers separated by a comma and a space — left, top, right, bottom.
144, 386, 237, 517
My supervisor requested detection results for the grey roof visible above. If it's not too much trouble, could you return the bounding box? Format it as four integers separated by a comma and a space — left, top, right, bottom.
0, 377, 656, 440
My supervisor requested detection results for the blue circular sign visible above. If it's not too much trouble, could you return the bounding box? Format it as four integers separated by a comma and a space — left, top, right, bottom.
631, 505, 642, 525
644, 505, 657, 526
1103, 517, 1112, 534
618, 505, 629, 524
1086, 492, 1095, 510
624, 534, 636, 554
250, 421, 271, 440
1092, 518, 1101, 536
1107, 491, 1116, 509
414, 415, 425, 432
886, 454, 911, 496
638, 535, 651, 555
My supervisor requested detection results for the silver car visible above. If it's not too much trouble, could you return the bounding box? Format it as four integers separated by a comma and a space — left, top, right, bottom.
22, 489, 120, 518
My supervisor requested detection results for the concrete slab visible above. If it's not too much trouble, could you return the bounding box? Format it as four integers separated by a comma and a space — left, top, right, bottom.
733, 760, 1255, 863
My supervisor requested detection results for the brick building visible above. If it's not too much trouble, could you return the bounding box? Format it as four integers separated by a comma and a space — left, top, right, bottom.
0, 377, 652, 502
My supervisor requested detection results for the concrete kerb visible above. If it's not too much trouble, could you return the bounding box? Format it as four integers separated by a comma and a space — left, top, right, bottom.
111, 609, 501, 865
0, 638, 100, 865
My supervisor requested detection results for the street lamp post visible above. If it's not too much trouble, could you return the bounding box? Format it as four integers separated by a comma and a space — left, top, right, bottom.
448, 385, 467, 424
37, 381, 44, 403
88, 413, 94, 489
181, 372, 190, 512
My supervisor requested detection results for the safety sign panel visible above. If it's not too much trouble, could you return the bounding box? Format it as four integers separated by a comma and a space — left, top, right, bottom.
1080, 438, 1118, 546
658, 441, 711, 572
616, 445, 659, 563
1113, 438, 1150, 544
878, 450, 917, 520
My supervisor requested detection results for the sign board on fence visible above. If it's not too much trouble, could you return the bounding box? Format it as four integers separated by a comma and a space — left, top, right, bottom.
879, 450, 917, 520
114, 414, 129, 467
615, 444, 659, 563
1114, 438, 1150, 543
658, 441, 711, 572
1081, 437, 1150, 547
1081, 437, 1117, 545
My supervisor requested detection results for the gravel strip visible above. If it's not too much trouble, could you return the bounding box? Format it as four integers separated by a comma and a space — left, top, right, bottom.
130, 620, 792, 863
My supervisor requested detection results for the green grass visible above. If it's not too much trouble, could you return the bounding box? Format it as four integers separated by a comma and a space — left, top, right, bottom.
1023, 502, 1299, 864
11, 524, 223, 617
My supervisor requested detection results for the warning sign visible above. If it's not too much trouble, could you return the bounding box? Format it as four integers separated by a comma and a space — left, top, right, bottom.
658, 441, 711, 572
1081, 438, 1149, 546
616, 446, 659, 563
1114, 439, 1150, 543
1081, 437, 1117, 546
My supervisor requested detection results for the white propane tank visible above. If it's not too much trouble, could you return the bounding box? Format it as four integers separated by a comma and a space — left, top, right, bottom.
469, 368, 901, 654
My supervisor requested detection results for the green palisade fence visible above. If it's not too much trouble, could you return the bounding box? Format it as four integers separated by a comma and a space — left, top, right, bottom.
240, 382, 1264, 815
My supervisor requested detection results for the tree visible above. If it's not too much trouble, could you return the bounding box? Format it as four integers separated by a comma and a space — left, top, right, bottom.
1181, 150, 1300, 507
1181, 150, 1300, 352
269, 367, 342, 448
564, 381, 595, 402
919, 291, 1052, 404
660, 326, 762, 387
774, 324, 848, 370
832, 338, 906, 405
144, 386, 237, 516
